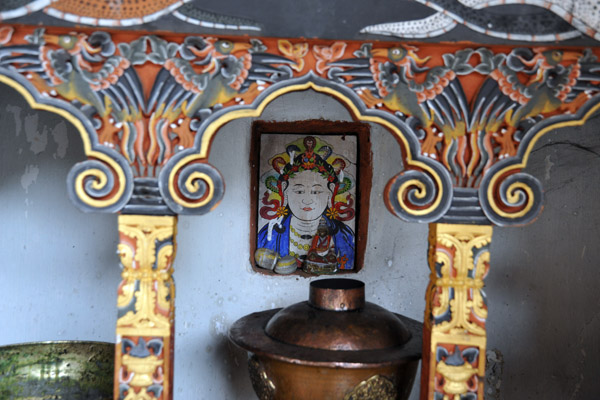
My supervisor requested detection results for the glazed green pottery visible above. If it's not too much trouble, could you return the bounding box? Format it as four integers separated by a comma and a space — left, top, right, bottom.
0, 341, 114, 400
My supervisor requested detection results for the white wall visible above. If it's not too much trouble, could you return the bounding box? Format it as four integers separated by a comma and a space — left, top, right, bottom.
1, 85, 599, 399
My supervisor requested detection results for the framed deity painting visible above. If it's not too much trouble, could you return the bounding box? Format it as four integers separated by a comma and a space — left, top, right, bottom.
250, 120, 371, 276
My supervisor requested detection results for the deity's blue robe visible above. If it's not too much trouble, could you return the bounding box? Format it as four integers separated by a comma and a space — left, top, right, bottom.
257, 211, 355, 270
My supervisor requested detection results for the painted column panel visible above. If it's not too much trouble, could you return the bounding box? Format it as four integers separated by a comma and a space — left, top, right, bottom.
116, 215, 177, 400
421, 223, 492, 400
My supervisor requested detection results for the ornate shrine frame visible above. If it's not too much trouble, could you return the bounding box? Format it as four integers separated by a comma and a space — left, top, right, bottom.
249, 120, 372, 276
1, 23, 600, 399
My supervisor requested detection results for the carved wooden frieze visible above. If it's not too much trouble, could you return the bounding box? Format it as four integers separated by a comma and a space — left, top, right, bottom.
1, 25, 600, 225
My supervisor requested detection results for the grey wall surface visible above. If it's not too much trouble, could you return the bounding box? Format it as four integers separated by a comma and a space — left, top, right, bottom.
0, 85, 598, 400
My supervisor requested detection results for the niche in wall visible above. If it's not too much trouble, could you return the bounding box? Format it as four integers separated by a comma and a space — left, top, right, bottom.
250, 120, 371, 276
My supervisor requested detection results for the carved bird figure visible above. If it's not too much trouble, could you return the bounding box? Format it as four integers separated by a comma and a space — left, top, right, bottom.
328, 44, 471, 162
146, 36, 296, 165
39, 31, 143, 121
470, 47, 598, 165
0, 29, 146, 169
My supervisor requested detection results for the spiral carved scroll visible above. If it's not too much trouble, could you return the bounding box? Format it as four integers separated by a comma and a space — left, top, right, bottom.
384, 169, 452, 223
67, 158, 133, 213
160, 159, 225, 214
480, 170, 543, 226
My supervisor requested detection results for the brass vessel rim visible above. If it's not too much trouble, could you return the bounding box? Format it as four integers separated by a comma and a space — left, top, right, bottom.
229, 308, 423, 368
0, 340, 115, 349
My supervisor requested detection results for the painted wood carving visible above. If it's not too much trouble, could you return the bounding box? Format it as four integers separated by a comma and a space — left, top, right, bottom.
2, 1, 599, 43
422, 223, 492, 400
1, 22, 600, 400
116, 215, 177, 400
361, 0, 600, 41
1, 25, 599, 226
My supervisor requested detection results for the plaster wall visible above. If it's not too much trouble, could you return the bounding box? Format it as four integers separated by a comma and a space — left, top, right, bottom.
0, 87, 598, 399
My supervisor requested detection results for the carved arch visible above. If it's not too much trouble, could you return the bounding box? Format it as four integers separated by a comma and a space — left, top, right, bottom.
480, 98, 600, 225
160, 74, 453, 221
0, 71, 133, 213
1, 25, 600, 225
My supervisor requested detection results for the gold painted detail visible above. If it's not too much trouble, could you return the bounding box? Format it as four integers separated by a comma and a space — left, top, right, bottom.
486, 175, 536, 220
396, 178, 437, 217
122, 354, 163, 387
423, 223, 492, 400
248, 355, 275, 400
344, 375, 397, 400
436, 361, 477, 397
184, 171, 215, 207
117, 215, 177, 337
428, 223, 492, 337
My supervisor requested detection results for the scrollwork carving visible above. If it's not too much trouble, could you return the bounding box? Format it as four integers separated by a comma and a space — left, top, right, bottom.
384, 168, 452, 223
480, 169, 543, 226
160, 157, 225, 214
66, 157, 133, 213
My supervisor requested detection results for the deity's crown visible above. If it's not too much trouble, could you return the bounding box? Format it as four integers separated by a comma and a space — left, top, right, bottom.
273, 136, 345, 184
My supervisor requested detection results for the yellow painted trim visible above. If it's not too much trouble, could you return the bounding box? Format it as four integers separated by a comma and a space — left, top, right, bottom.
397, 178, 431, 216
487, 101, 600, 219
118, 214, 177, 226
169, 81, 444, 213
184, 171, 215, 208
0, 74, 127, 208
116, 327, 171, 337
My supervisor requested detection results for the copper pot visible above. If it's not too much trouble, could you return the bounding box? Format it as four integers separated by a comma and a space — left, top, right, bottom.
229, 279, 422, 399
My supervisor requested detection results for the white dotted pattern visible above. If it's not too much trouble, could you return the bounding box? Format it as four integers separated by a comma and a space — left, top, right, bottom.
360, 12, 456, 38
457, 0, 600, 40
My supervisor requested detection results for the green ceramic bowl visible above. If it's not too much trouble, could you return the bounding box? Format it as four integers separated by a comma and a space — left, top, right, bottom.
0, 341, 114, 400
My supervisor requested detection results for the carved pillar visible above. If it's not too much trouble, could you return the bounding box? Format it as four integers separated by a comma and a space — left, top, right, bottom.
421, 223, 492, 400
115, 215, 177, 400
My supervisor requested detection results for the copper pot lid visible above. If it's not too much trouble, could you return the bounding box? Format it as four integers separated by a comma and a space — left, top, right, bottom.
229, 279, 422, 368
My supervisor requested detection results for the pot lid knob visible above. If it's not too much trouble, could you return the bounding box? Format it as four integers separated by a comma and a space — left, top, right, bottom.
309, 278, 365, 311
264, 278, 412, 351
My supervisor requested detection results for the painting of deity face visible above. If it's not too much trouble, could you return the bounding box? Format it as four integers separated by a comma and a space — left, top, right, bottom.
286, 170, 331, 222
254, 133, 358, 275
